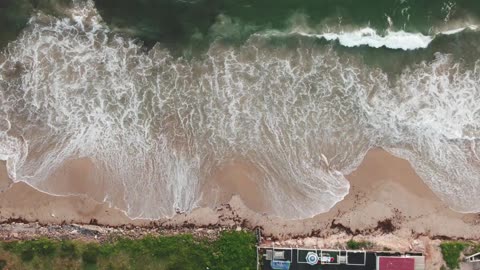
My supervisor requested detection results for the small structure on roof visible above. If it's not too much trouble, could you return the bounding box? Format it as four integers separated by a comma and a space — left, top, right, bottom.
270, 260, 290, 270
305, 251, 319, 265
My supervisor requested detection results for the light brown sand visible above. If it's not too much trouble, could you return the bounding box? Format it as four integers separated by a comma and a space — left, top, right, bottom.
201, 158, 269, 213
36, 158, 127, 210
0, 161, 12, 191
0, 161, 141, 226
163, 148, 480, 239
0, 148, 479, 240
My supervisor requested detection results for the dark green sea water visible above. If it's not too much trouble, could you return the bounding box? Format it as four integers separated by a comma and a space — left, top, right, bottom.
2, 0, 480, 50
94, 0, 479, 45
2, 0, 480, 71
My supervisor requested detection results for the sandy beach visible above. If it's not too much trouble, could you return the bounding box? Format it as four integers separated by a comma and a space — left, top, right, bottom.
1, 148, 479, 268
2, 2, 480, 270
1, 148, 479, 238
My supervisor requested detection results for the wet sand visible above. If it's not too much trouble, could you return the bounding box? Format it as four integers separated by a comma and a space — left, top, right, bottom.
0, 148, 479, 240
0, 161, 12, 191
201, 158, 269, 213
0, 161, 139, 226
35, 158, 128, 211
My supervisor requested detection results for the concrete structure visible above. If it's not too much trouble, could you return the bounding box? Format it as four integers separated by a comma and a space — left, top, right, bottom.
467, 252, 480, 263
258, 246, 425, 270
465, 253, 480, 270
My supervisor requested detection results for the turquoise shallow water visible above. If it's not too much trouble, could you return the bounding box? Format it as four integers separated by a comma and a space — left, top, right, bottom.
1, 0, 480, 219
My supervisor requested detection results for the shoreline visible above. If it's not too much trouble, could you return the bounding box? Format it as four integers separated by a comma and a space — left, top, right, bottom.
0, 148, 479, 240
1, 149, 480, 269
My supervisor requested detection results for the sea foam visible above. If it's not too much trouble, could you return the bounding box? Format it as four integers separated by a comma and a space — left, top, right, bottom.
0, 1, 480, 220
260, 24, 480, 50
305, 28, 433, 50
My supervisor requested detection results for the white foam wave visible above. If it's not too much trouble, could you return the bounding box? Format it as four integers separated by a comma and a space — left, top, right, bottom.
361, 53, 480, 213
1, 1, 480, 220
305, 28, 433, 50
261, 24, 480, 50
0, 1, 359, 219
440, 25, 479, 35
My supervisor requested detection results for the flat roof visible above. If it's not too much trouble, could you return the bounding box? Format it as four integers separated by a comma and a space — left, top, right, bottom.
378, 257, 415, 270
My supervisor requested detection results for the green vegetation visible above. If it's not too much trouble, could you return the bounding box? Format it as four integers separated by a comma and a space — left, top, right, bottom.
346, 239, 374, 250
82, 243, 100, 266
467, 243, 480, 255
438, 241, 480, 270
0, 231, 256, 270
59, 240, 78, 259
440, 241, 467, 270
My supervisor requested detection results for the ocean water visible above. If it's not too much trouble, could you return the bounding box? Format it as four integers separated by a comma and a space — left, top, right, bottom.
0, 0, 480, 219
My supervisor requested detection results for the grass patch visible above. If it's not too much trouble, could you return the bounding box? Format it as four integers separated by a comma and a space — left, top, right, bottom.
0, 231, 256, 270
440, 241, 467, 270
82, 243, 100, 266
59, 240, 78, 259
2, 238, 58, 262
346, 239, 374, 250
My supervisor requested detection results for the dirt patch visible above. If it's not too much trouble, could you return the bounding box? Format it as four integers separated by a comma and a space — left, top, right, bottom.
375, 219, 396, 234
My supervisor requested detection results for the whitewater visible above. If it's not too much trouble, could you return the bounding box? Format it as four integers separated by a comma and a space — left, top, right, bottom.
1, 1, 480, 219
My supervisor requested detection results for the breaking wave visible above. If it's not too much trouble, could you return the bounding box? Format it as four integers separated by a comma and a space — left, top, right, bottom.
261, 25, 479, 50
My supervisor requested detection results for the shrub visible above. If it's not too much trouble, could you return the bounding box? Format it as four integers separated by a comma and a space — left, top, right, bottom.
20, 247, 35, 262
0, 230, 258, 269
0, 259, 6, 270
440, 241, 467, 269
347, 239, 373, 250
213, 231, 256, 270
98, 243, 116, 257
3, 238, 57, 262
32, 238, 57, 257
2, 242, 17, 252
82, 243, 100, 265
59, 240, 78, 258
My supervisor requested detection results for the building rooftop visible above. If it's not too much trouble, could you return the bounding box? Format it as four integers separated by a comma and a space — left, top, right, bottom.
258, 247, 425, 270
378, 257, 414, 270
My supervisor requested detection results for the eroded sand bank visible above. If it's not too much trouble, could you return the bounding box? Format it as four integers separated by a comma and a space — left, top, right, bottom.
0, 148, 478, 239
